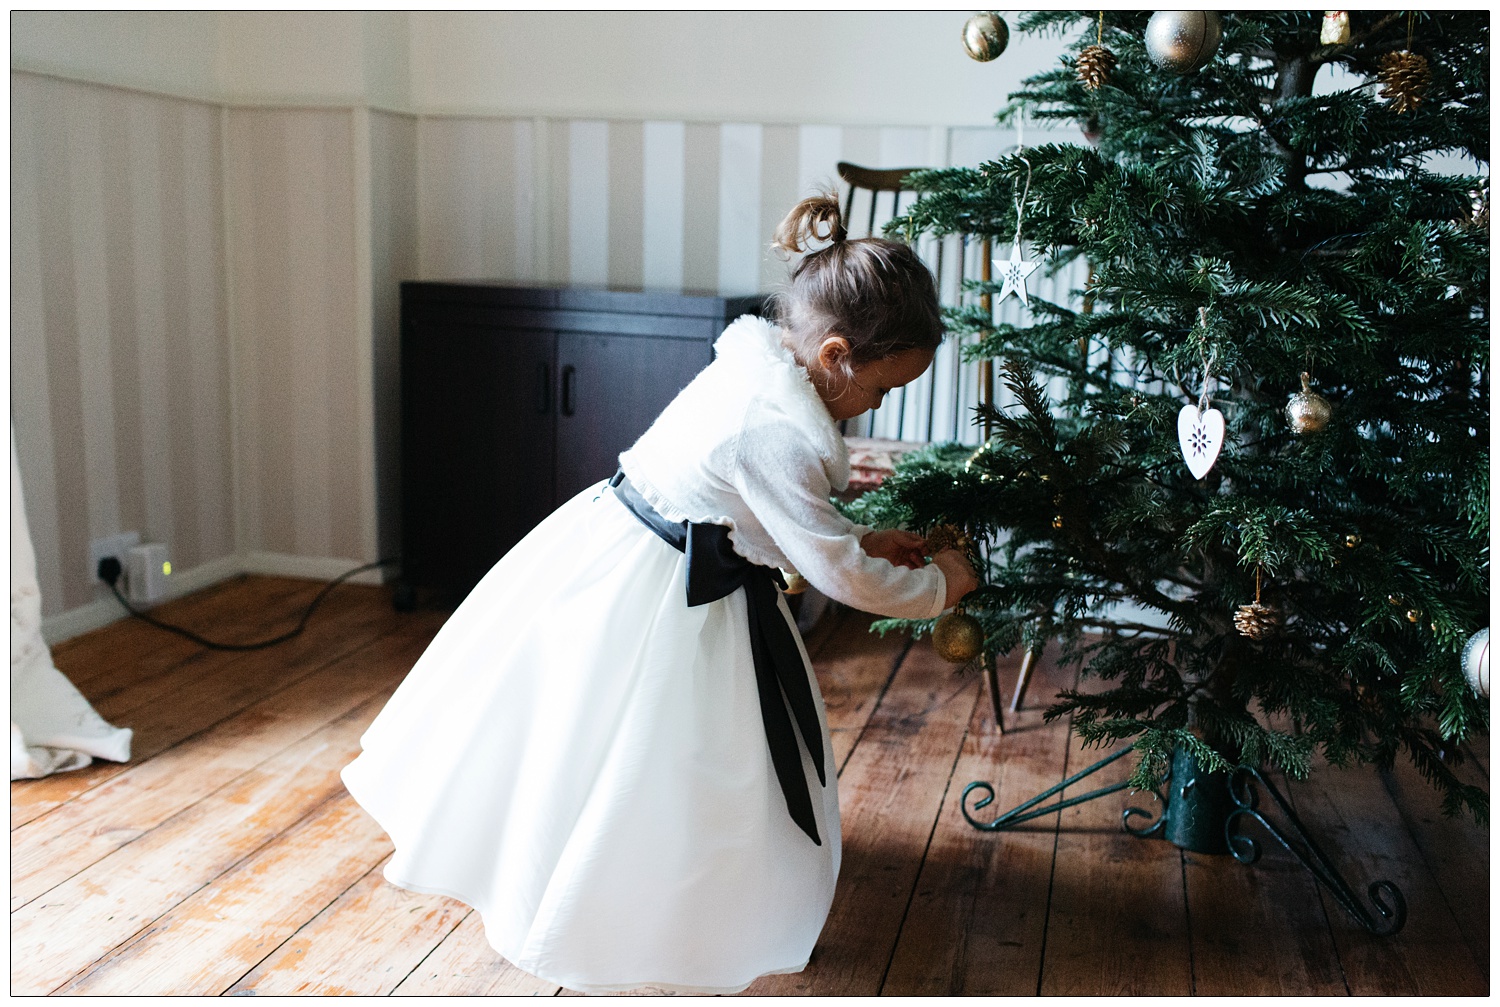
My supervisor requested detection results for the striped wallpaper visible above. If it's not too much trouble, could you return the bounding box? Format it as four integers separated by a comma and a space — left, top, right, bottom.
11, 72, 234, 617
12, 67, 1086, 630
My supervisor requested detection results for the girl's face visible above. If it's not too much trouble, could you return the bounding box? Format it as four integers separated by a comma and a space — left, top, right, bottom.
816, 345, 936, 421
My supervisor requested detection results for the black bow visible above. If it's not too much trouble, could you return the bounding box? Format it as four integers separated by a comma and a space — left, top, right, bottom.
609, 471, 827, 845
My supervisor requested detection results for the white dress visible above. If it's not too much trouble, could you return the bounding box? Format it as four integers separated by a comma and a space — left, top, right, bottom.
341, 316, 947, 995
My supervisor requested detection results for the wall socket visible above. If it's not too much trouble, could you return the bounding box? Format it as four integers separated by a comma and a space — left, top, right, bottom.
89, 531, 141, 584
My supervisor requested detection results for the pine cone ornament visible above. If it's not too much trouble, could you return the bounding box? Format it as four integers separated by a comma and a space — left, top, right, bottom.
1378, 50, 1433, 113
924, 524, 973, 556
1233, 601, 1281, 640
1234, 567, 1281, 640
1076, 44, 1117, 90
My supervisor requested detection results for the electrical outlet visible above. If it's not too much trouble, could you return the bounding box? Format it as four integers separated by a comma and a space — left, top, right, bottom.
126, 542, 173, 604
89, 531, 141, 584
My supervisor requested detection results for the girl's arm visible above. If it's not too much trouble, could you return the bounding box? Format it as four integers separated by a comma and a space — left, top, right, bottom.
733, 425, 950, 620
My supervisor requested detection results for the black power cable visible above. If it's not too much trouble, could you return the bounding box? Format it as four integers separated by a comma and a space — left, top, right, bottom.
97, 556, 401, 652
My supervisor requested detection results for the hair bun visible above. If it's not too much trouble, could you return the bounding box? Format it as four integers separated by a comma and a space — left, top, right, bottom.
772, 192, 847, 255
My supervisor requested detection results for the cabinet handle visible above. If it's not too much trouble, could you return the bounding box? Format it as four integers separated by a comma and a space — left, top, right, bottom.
537, 362, 550, 414
561, 365, 576, 417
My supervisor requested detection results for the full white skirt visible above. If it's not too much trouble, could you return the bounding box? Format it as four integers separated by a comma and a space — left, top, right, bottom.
342, 482, 840, 995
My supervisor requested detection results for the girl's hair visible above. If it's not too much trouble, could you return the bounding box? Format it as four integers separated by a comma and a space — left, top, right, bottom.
769, 192, 944, 373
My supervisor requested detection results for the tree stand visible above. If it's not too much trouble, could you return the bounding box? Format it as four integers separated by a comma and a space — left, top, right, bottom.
961, 744, 1408, 935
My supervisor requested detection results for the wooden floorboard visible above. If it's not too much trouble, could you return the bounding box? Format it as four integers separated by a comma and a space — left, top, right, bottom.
1287, 754, 1488, 996
1184, 766, 1348, 996
11, 577, 1489, 996
740, 636, 981, 996
880, 646, 1077, 996
11, 580, 399, 829
1380, 754, 1489, 977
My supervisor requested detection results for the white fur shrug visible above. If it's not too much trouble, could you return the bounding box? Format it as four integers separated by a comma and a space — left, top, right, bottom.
618, 316, 947, 621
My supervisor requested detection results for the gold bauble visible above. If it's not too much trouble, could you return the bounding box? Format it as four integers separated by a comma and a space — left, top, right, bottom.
1345, 533, 1361, 549
932, 608, 985, 663
1286, 372, 1332, 435
781, 571, 809, 595
1406, 608, 1423, 624
1051, 515, 1065, 529
962, 12, 1009, 62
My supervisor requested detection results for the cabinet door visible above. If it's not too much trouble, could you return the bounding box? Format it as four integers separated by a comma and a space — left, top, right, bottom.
554, 331, 713, 505
402, 318, 556, 596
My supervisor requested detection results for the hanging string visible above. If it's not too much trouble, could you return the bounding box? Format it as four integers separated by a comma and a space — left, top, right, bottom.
1406, 11, 1414, 51
1097, 10, 1104, 46
1195, 307, 1219, 412
1254, 565, 1263, 605
1012, 158, 1033, 249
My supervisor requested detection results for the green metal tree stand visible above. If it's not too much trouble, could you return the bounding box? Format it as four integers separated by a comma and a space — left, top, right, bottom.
961, 744, 1407, 936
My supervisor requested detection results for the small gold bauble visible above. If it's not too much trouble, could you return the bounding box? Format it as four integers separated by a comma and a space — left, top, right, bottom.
1406, 608, 1423, 623
1051, 515, 1065, 529
1388, 594, 1404, 607
781, 571, 809, 595
1286, 372, 1332, 435
1345, 533, 1361, 549
962, 12, 1009, 62
932, 608, 985, 663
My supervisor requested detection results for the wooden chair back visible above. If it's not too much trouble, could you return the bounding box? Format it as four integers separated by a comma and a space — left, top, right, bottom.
835, 162, 993, 445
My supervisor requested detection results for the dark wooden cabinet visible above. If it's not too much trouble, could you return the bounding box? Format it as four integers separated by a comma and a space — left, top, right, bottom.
399, 283, 763, 604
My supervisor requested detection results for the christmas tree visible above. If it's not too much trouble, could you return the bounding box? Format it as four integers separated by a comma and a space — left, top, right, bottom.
852, 11, 1489, 821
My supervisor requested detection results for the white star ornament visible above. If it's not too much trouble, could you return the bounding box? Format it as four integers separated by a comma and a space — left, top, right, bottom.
993, 240, 1040, 306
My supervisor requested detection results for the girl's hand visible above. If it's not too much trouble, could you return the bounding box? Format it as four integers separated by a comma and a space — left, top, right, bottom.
860, 529, 927, 570
931, 549, 979, 609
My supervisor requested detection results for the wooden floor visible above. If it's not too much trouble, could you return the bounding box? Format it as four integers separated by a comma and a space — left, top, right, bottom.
12, 575, 1489, 996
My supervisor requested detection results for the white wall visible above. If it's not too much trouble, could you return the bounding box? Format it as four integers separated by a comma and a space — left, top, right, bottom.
13, 11, 1068, 125
407, 12, 1067, 125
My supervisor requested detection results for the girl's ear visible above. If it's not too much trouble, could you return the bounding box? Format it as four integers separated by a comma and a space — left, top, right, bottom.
815, 333, 852, 372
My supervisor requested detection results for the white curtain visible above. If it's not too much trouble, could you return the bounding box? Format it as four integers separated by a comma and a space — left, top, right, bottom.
11, 426, 132, 779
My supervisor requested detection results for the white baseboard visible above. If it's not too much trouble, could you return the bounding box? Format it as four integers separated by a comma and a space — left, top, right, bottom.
40, 551, 393, 646
41, 553, 245, 646
237, 551, 392, 586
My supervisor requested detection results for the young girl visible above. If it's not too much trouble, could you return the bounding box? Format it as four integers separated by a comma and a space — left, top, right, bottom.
341, 193, 979, 995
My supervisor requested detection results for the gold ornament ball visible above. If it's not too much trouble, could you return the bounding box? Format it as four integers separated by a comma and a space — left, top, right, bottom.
1051, 515, 1065, 529
1144, 10, 1222, 74
1286, 372, 1332, 435
781, 570, 809, 595
962, 12, 1009, 62
933, 609, 985, 663
1345, 533, 1361, 549
1406, 608, 1423, 624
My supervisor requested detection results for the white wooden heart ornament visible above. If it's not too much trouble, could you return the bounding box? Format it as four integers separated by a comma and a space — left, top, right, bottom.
1178, 404, 1225, 479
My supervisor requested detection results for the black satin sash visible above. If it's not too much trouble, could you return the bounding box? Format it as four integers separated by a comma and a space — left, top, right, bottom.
607, 470, 827, 845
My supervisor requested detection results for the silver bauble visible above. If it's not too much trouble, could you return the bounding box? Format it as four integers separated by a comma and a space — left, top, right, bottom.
1144, 10, 1223, 73
1462, 628, 1489, 698
962, 12, 1009, 62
